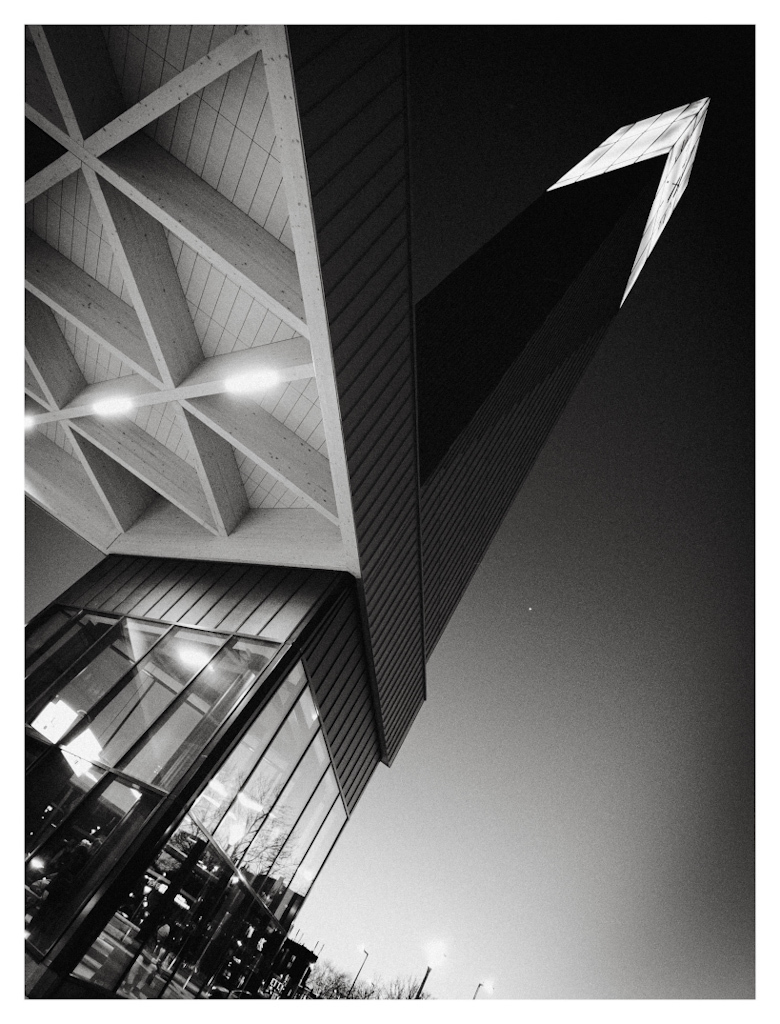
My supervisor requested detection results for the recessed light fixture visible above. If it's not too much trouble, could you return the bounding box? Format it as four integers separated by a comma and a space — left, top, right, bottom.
24, 415, 37, 431
92, 396, 134, 417
224, 369, 281, 393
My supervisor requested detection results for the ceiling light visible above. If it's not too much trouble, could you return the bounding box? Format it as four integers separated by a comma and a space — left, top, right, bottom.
224, 369, 281, 393
24, 415, 37, 431
92, 396, 134, 417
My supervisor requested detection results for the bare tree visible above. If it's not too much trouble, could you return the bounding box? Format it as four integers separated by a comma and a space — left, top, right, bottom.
306, 960, 431, 999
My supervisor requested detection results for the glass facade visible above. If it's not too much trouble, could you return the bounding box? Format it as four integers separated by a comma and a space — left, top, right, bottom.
25, 606, 348, 999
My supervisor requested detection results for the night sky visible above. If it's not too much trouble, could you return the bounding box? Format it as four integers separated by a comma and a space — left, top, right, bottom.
25, 24, 754, 1002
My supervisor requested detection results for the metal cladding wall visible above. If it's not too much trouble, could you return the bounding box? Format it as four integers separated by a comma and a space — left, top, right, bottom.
55, 554, 338, 642
53, 554, 381, 810
288, 26, 425, 764
419, 162, 663, 655
299, 585, 382, 812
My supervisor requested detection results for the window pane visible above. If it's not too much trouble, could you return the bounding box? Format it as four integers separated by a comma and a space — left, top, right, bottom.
211, 689, 319, 864
26, 745, 106, 858
74, 815, 282, 1000
238, 732, 329, 880
61, 628, 225, 773
27, 618, 169, 735
120, 638, 278, 790
25, 607, 77, 665
190, 663, 306, 834
286, 796, 347, 898
263, 769, 340, 904
26, 614, 118, 713
25, 778, 159, 955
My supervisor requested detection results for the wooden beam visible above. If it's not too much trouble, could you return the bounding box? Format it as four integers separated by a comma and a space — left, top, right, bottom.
85, 27, 265, 155
69, 415, 218, 534
25, 40, 67, 133
185, 392, 338, 523
26, 431, 119, 551
25, 230, 163, 385
108, 504, 349, 572
84, 170, 204, 386
68, 430, 157, 532
26, 339, 315, 428
25, 292, 86, 408
29, 26, 125, 142
25, 363, 49, 406
96, 134, 307, 336
180, 408, 249, 535
25, 28, 266, 200
26, 151, 81, 204
259, 27, 360, 572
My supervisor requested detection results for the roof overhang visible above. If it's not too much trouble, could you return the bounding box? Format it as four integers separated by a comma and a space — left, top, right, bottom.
25, 25, 360, 575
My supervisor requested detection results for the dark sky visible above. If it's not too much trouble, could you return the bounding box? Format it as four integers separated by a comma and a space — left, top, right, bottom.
25, 24, 754, 1000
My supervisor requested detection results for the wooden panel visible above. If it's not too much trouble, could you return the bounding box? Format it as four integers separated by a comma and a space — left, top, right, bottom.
69, 430, 157, 531
69, 415, 216, 531
86, 173, 204, 386
26, 230, 161, 384
182, 408, 248, 535
97, 134, 305, 333
25, 292, 86, 408
25, 432, 119, 551
31, 26, 125, 141
185, 393, 336, 522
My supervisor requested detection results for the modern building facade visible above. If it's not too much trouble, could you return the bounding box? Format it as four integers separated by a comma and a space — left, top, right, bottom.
24, 24, 708, 998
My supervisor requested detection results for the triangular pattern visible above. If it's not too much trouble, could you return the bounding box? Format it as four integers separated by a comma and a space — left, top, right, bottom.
549, 98, 709, 302
25, 24, 340, 553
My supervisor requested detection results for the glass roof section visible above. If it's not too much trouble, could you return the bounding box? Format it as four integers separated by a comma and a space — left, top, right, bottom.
548, 98, 710, 304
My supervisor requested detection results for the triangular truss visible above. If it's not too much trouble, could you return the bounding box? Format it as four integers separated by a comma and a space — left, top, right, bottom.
548, 98, 710, 303
24, 25, 360, 573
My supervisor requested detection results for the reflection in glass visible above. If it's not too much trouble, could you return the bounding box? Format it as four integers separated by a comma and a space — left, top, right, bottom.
59, 627, 224, 775
191, 663, 306, 834
274, 797, 347, 927
25, 607, 76, 666
262, 768, 339, 903
26, 614, 118, 714
119, 638, 277, 790
74, 815, 282, 1000
238, 732, 329, 879
25, 777, 158, 955
211, 689, 320, 863
26, 745, 106, 857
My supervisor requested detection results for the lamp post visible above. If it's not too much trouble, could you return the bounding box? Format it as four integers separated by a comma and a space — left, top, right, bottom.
346, 947, 368, 997
414, 965, 432, 999
473, 980, 493, 999
415, 942, 447, 999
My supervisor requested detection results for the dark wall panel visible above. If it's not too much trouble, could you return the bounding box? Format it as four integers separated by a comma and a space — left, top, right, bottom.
300, 585, 382, 812
420, 173, 660, 654
290, 26, 425, 764
57, 555, 337, 644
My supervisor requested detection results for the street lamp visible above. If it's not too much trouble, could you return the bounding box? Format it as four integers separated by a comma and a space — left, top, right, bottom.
473, 980, 494, 999
347, 946, 369, 997
415, 941, 447, 999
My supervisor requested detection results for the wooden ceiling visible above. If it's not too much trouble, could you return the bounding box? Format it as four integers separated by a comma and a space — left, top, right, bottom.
25, 25, 360, 574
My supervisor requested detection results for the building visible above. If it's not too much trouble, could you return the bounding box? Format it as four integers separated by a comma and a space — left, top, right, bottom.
24, 25, 708, 998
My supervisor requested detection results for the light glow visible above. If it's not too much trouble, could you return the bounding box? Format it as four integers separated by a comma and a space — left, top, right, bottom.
24, 415, 37, 431
62, 728, 103, 773
92, 396, 134, 416
425, 941, 448, 968
224, 369, 281, 393
31, 699, 80, 742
